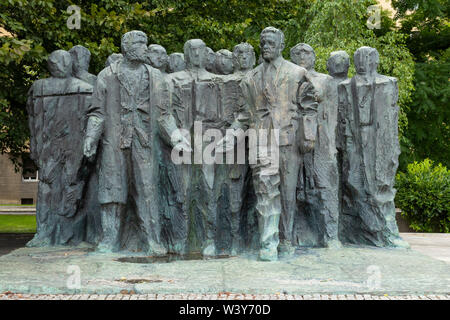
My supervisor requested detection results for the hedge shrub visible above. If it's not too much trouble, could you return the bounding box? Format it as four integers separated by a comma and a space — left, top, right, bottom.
395, 159, 450, 232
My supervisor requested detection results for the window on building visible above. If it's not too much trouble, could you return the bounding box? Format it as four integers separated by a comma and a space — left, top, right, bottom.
21, 198, 34, 205
22, 155, 38, 182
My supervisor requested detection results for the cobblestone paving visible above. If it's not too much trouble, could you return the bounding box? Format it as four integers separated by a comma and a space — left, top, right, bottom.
1, 293, 449, 300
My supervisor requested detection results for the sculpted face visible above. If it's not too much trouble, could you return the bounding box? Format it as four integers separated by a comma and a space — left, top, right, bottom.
327, 51, 349, 77
69, 46, 90, 73
148, 45, 168, 69
290, 44, 315, 71
168, 53, 185, 73
354, 47, 379, 75
205, 47, 216, 71
48, 50, 72, 78
233, 44, 255, 71
215, 50, 234, 75
105, 53, 123, 67
186, 40, 206, 68
260, 32, 283, 62
121, 32, 148, 63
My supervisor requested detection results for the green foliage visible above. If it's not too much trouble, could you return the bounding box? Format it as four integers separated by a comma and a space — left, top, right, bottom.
401, 59, 450, 168
392, 0, 450, 170
393, 0, 449, 61
395, 159, 450, 232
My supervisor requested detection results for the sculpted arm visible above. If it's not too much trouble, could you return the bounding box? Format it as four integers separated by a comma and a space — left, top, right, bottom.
157, 75, 191, 152
231, 79, 251, 131
157, 76, 179, 142
83, 72, 106, 159
215, 79, 251, 153
297, 71, 318, 154
26, 85, 38, 163
390, 78, 401, 156
336, 82, 345, 152
338, 83, 351, 140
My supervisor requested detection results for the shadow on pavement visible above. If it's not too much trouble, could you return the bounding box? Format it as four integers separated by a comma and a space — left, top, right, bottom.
0, 233, 34, 256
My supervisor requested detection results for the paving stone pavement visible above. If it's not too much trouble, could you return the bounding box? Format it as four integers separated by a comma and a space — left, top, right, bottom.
1, 293, 450, 300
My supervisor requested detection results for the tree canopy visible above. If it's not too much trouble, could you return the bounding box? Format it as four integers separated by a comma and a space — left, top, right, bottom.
392, 0, 450, 168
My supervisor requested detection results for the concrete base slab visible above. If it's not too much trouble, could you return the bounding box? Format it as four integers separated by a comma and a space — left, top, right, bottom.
400, 233, 450, 264
0, 244, 449, 295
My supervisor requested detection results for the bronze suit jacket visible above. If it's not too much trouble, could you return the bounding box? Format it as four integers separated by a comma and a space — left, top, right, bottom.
85, 61, 171, 204
235, 57, 318, 151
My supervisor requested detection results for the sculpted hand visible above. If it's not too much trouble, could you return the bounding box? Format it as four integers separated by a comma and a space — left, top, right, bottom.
300, 140, 315, 154
171, 131, 192, 153
83, 137, 97, 160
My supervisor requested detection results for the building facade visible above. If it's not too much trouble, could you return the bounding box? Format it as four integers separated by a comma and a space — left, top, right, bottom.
0, 153, 38, 205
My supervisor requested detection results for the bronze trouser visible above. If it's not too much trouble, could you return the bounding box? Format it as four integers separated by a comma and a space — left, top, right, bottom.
123, 142, 161, 249
278, 146, 301, 244
99, 203, 124, 250
229, 163, 249, 244
251, 165, 281, 252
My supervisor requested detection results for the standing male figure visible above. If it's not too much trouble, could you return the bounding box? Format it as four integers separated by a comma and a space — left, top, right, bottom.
327, 50, 350, 234
168, 39, 223, 256
27, 50, 93, 246
290, 43, 341, 248
220, 27, 318, 261
69, 44, 102, 244
327, 50, 350, 154
220, 42, 256, 255
83, 30, 171, 255
338, 46, 409, 248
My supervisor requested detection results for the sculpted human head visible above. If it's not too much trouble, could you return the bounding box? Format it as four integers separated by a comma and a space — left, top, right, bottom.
215, 49, 234, 75
260, 27, 285, 62
167, 53, 186, 73
327, 51, 350, 78
147, 44, 168, 70
105, 53, 123, 67
121, 30, 148, 63
48, 50, 72, 78
184, 39, 207, 69
290, 43, 315, 71
354, 46, 379, 76
205, 47, 216, 72
69, 45, 91, 74
233, 42, 255, 72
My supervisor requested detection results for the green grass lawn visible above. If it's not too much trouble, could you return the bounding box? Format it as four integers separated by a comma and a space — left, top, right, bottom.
0, 215, 36, 233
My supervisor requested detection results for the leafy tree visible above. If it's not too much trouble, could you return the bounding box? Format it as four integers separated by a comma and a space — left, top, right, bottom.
393, 0, 449, 61
402, 59, 450, 167
392, 0, 450, 168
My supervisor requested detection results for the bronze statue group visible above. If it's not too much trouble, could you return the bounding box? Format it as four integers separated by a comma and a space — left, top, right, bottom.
26, 27, 408, 262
